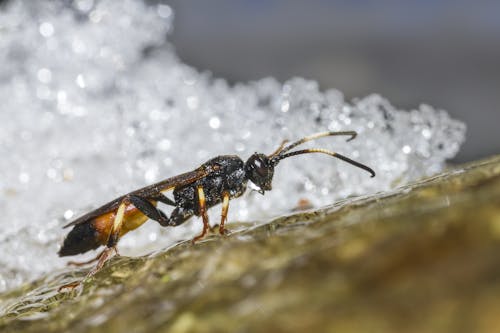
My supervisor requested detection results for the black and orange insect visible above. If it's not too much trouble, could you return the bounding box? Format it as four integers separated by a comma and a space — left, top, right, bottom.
58, 131, 375, 290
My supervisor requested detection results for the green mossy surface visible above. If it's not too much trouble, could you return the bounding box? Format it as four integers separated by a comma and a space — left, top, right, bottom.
1, 155, 500, 333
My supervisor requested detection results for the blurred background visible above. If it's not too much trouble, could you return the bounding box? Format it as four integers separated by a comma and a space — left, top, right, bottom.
2, 0, 499, 162
162, 0, 499, 163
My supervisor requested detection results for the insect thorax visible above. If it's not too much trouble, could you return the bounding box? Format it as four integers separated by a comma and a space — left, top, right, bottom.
173, 155, 248, 213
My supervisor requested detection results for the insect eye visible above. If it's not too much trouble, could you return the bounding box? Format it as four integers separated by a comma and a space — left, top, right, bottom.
246, 153, 273, 181
256, 164, 267, 176
250, 158, 266, 174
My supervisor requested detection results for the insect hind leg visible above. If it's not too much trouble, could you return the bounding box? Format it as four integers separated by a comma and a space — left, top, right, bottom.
67, 248, 107, 267
59, 201, 127, 293
58, 246, 118, 292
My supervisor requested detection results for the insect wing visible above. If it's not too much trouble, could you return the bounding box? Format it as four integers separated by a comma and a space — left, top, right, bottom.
62, 198, 123, 229
131, 167, 209, 197
62, 168, 209, 228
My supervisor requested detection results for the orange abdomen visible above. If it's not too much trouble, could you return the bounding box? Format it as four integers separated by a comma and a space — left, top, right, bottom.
59, 203, 153, 256
93, 203, 151, 244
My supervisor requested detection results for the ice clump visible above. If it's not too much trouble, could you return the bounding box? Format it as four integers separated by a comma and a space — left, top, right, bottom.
0, 0, 465, 292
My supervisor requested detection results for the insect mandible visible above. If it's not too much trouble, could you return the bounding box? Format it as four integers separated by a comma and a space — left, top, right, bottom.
58, 131, 375, 291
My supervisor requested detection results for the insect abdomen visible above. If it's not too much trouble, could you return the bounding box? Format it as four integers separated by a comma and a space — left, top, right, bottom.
59, 204, 149, 257
58, 221, 102, 256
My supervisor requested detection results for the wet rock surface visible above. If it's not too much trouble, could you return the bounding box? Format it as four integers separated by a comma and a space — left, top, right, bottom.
1, 155, 499, 333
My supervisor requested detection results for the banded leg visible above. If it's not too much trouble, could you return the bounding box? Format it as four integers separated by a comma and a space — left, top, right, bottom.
219, 192, 230, 235
192, 186, 210, 243
59, 201, 127, 292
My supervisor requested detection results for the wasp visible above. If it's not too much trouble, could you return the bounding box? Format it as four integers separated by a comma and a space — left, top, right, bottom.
58, 131, 375, 290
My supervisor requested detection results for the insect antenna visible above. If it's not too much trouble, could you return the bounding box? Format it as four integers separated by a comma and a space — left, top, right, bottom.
268, 139, 290, 158
274, 148, 375, 177
269, 131, 357, 157
268, 131, 375, 177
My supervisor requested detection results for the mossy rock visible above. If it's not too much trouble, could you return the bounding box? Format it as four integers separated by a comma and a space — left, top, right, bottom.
1, 155, 499, 333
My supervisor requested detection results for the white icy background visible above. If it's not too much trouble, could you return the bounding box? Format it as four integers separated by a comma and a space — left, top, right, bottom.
0, 0, 466, 292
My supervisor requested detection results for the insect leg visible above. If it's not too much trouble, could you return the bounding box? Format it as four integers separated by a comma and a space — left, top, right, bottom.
192, 185, 210, 243
86, 201, 126, 276
219, 192, 230, 235
168, 207, 194, 226
106, 200, 127, 247
67, 248, 107, 267
59, 201, 127, 292
149, 193, 176, 206
86, 246, 118, 279
129, 195, 171, 226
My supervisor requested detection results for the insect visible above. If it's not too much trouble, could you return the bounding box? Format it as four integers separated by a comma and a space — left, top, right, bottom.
58, 131, 374, 290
